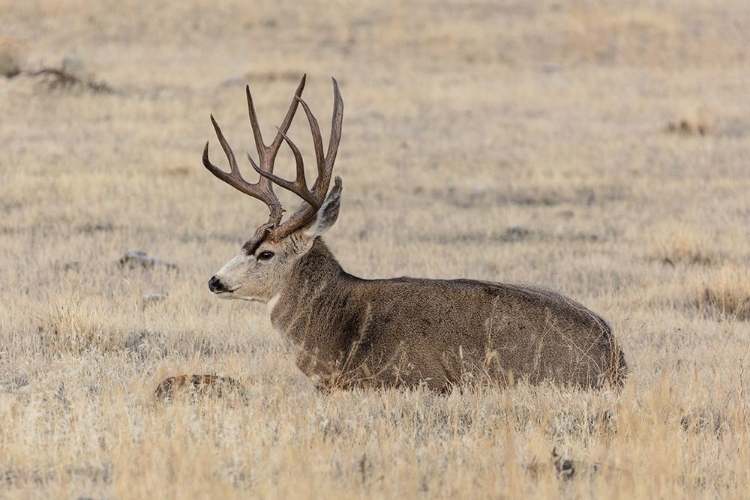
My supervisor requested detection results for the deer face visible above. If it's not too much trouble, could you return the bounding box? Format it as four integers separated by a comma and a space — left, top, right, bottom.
201, 76, 342, 303
208, 235, 306, 302
208, 184, 342, 302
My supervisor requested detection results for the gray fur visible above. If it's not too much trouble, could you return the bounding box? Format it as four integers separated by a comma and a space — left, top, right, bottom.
266, 238, 626, 392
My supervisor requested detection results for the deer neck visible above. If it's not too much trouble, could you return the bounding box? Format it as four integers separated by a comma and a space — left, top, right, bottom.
268, 238, 350, 338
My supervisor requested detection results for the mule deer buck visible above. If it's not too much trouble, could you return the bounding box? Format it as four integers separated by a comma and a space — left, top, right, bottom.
157, 75, 626, 397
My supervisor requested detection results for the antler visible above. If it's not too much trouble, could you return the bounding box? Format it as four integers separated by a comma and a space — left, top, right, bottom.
263, 78, 343, 240
203, 75, 344, 245
203, 76, 306, 239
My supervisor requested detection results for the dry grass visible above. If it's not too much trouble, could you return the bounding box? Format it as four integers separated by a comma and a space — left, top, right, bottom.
689, 266, 750, 321
652, 226, 721, 266
2, 0, 750, 497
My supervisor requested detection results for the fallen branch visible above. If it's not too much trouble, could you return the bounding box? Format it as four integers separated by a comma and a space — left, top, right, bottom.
28, 67, 112, 93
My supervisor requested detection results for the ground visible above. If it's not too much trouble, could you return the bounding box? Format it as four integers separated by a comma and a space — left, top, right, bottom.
2, 0, 750, 497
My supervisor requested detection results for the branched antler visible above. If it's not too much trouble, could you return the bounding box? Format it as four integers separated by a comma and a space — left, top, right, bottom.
203, 75, 344, 245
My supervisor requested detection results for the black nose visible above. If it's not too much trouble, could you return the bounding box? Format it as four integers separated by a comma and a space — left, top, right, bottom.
208, 276, 226, 293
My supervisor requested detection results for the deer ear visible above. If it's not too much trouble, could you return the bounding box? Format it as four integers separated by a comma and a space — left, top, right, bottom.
303, 177, 342, 239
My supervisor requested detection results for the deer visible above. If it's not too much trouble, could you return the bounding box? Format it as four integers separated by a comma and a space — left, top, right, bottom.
155, 75, 626, 398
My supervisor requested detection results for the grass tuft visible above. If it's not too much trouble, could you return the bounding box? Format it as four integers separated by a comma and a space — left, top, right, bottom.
690, 267, 750, 321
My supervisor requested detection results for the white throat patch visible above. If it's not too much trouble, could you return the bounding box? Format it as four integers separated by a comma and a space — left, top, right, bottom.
266, 293, 281, 315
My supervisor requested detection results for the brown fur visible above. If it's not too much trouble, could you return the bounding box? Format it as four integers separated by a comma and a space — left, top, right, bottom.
270, 239, 626, 392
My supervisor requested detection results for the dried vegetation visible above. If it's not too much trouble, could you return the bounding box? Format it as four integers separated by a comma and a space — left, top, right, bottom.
2, 0, 750, 498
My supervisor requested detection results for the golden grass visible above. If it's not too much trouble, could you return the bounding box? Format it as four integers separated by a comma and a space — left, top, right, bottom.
689, 266, 750, 321
652, 226, 720, 266
2, 0, 750, 497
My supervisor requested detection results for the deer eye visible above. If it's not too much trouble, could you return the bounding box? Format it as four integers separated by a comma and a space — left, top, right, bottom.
257, 251, 275, 261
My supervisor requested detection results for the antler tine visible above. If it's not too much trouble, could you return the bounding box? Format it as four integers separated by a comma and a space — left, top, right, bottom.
266, 78, 344, 241
259, 78, 344, 206
250, 128, 318, 207
203, 116, 247, 191
246, 74, 307, 171
208, 114, 241, 176
245, 85, 266, 160
253, 96, 325, 209
295, 77, 343, 195
203, 115, 283, 224
238, 74, 306, 225
326, 78, 344, 178
268, 74, 307, 153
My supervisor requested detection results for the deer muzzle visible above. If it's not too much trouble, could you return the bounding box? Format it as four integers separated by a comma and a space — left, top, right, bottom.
208, 275, 228, 294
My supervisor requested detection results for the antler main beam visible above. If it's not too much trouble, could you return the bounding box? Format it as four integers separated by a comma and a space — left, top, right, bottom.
202, 75, 307, 227
202, 75, 344, 243
254, 79, 343, 240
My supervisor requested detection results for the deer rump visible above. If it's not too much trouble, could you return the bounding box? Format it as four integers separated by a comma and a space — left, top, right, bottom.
270, 239, 627, 392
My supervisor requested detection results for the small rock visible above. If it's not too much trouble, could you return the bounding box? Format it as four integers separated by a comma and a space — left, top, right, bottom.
506, 225, 531, 238
119, 250, 177, 270
142, 293, 168, 303
219, 76, 245, 87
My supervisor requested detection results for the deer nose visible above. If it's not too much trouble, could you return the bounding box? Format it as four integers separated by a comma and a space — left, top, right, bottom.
208, 276, 226, 293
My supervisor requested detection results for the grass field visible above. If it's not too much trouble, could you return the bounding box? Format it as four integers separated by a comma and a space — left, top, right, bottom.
2, 0, 750, 497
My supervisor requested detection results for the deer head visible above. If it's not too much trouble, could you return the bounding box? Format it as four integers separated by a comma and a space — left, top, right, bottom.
204, 75, 344, 302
